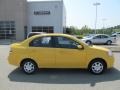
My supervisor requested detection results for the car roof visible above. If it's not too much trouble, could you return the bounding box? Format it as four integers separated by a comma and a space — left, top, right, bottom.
26, 33, 77, 40
31, 33, 73, 37
94, 34, 109, 36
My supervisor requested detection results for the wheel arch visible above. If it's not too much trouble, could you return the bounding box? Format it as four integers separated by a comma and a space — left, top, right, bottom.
106, 40, 112, 44
20, 58, 38, 68
86, 40, 92, 44
88, 58, 107, 69
86, 40, 92, 43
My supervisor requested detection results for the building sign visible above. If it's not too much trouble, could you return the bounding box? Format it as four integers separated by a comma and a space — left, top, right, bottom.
34, 10, 50, 15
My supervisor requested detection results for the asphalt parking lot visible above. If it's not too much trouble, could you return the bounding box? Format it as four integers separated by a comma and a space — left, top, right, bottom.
0, 45, 120, 90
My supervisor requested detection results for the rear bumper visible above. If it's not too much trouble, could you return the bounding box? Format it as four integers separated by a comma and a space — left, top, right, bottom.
8, 53, 20, 67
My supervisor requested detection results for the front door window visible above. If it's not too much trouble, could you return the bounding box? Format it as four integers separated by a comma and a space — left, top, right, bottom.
55, 36, 79, 49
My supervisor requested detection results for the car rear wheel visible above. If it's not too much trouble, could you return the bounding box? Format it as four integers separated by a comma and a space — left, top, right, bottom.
88, 60, 106, 75
106, 40, 112, 45
21, 60, 38, 74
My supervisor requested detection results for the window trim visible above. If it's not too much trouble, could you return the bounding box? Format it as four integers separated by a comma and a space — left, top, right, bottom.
93, 35, 101, 39
101, 35, 109, 39
29, 36, 83, 49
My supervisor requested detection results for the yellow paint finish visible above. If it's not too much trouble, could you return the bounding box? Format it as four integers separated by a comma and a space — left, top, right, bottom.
8, 33, 114, 69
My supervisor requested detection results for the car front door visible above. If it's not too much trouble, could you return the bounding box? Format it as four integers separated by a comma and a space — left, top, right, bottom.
54, 36, 86, 68
92, 35, 102, 44
29, 36, 55, 68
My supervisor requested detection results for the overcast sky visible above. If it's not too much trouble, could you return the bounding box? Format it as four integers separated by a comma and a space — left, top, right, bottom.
28, 0, 120, 29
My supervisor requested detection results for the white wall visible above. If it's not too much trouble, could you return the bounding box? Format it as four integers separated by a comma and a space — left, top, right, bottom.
62, 1, 66, 33
28, 1, 65, 33
0, 0, 27, 40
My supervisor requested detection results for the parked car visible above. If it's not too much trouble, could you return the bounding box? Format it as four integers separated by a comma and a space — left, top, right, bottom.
81, 34, 116, 45
111, 32, 120, 39
8, 34, 114, 75
82, 34, 95, 39
27, 32, 46, 38
111, 34, 118, 40
112, 32, 120, 36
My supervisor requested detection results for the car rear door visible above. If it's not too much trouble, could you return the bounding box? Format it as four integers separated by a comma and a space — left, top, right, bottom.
28, 36, 55, 68
100, 35, 109, 43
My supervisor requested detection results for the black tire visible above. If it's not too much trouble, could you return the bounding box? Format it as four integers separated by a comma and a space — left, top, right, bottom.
86, 41, 92, 45
21, 60, 38, 74
88, 59, 106, 75
106, 40, 112, 45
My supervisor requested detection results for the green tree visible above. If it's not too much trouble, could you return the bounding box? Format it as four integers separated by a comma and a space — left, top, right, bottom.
80, 25, 92, 35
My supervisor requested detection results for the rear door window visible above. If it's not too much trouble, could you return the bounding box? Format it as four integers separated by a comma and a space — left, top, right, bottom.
29, 36, 52, 47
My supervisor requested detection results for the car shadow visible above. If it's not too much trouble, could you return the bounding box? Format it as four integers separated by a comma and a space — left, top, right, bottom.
8, 68, 120, 87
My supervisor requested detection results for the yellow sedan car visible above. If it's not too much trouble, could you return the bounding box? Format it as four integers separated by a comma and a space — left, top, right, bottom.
8, 34, 114, 75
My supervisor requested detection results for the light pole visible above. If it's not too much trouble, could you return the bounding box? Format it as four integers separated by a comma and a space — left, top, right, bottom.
93, 2, 100, 34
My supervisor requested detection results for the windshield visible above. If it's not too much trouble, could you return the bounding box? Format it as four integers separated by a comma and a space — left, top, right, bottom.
83, 34, 95, 38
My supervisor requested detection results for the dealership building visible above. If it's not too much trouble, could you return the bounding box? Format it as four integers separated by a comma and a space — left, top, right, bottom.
0, 0, 66, 40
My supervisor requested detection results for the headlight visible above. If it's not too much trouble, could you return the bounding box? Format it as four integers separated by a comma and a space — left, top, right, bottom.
108, 50, 113, 56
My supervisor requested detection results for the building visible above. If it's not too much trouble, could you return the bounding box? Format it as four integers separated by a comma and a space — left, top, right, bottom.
27, 0, 66, 34
0, 0, 27, 40
0, 0, 66, 41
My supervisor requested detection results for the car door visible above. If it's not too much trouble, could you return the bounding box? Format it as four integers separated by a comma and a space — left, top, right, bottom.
92, 35, 102, 44
100, 35, 109, 43
29, 36, 55, 68
54, 36, 86, 68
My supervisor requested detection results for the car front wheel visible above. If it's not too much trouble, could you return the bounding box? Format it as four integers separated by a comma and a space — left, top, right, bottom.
86, 41, 92, 45
88, 60, 106, 75
21, 60, 38, 74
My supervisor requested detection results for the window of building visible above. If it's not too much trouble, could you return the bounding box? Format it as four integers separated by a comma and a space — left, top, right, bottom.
0, 21, 16, 39
32, 26, 54, 33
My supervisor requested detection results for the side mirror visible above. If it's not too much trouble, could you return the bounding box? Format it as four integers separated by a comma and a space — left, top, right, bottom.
77, 45, 83, 49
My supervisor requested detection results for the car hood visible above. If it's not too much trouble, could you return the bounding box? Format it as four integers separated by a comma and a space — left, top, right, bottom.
81, 38, 91, 41
90, 45, 109, 52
